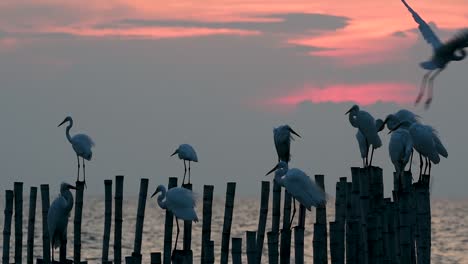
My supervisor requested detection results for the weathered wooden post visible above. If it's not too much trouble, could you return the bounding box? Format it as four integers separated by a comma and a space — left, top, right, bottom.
415, 174, 431, 264
205, 241, 215, 264
334, 177, 347, 264
392, 190, 401, 264
132, 178, 149, 263
382, 198, 395, 264
115, 175, 125, 264
280, 191, 292, 264
313, 174, 327, 264
14, 182, 23, 264
256, 181, 270, 264
267, 231, 279, 264
26, 187, 37, 264
150, 252, 162, 264
2, 190, 14, 264
232, 237, 242, 264
347, 171, 360, 264
163, 177, 178, 264
367, 214, 379, 263
358, 168, 370, 264
182, 183, 193, 255
246, 231, 257, 264
102, 180, 113, 263
370, 167, 384, 264
220, 182, 236, 264
293, 226, 304, 264
201, 185, 214, 264
330, 221, 338, 264
271, 181, 281, 264
73, 180, 85, 264
40, 184, 51, 264
398, 171, 412, 264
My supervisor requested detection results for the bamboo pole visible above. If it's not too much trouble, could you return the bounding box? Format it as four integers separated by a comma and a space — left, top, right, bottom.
73, 181, 85, 263
358, 168, 370, 264
398, 171, 412, 264
293, 227, 304, 264
201, 185, 214, 264
335, 177, 347, 264
256, 181, 270, 264
392, 191, 401, 264
313, 174, 327, 264
280, 191, 292, 264
415, 174, 431, 264
205, 241, 215, 264
2, 190, 14, 264
220, 182, 236, 264
26, 187, 37, 264
232, 237, 242, 264
330, 221, 338, 264
267, 231, 279, 264
115, 175, 125, 264
271, 181, 282, 264
246, 231, 257, 264
163, 177, 178, 264
102, 180, 113, 263
14, 182, 23, 264
40, 184, 51, 264
133, 178, 149, 263
382, 198, 394, 264
150, 252, 162, 264
182, 183, 193, 252
345, 181, 356, 264
346, 220, 359, 264
348, 168, 361, 264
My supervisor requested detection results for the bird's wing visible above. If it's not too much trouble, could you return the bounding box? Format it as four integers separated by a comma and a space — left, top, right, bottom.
395, 109, 421, 124
284, 169, 326, 209
439, 29, 468, 54
401, 0, 442, 49
72, 134, 95, 147
179, 144, 198, 162
429, 127, 448, 158
356, 131, 367, 159
358, 111, 382, 148
167, 187, 197, 209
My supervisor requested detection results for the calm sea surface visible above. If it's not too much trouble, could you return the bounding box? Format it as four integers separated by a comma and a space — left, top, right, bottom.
0, 196, 467, 263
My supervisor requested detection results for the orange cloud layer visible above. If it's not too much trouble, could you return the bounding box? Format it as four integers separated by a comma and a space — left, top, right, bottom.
267, 83, 417, 106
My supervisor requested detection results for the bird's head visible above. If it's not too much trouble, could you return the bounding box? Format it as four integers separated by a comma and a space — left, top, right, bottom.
265, 161, 288, 176
170, 148, 179, 157
388, 120, 412, 134
380, 114, 398, 131
151, 185, 165, 198
58, 116, 72, 127
375, 118, 385, 132
345, 105, 359, 115
60, 182, 76, 193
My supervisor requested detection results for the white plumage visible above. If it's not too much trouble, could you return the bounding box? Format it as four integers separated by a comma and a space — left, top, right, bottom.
48, 182, 76, 261
171, 144, 198, 184
58, 116, 94, 185
273, 125, 301, 163
389, 127, 414, 185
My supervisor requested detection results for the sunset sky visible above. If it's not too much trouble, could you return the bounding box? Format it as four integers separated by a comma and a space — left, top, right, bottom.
1, 0, 467, 197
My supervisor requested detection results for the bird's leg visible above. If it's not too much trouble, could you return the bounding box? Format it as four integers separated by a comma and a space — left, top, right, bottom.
365, 138, 369, 167
409, 149, 414, 172
362, 158, 366, 168
289, 199, 297, 230
182, 160, 187, 185
419, 153, 423, 182
82, 158, 87, 189
76, 155, 81, 182
425, 68, 443, 109
369, 147, 375, 167
188, 160, 191, 184
174, 217, 180, 251
428, 160, 432, 176
51, 246, 54, 262
416, 71, 431, 105
423, 157, 429, 177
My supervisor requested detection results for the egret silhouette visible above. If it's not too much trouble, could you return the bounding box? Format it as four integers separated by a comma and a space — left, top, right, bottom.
171, 144, 198, 184
401, 0, 468, 108
58, 116, 94, 186
387, 124, 414, 187
273, 125, 301, 163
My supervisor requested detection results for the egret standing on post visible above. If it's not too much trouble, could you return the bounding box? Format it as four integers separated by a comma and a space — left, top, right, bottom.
266, 161, 326, 228
48, 182, 76, 262
151, 185, 198, 256
387, 123, 414, 187
58, 116, 95, 186
400, 0, 468, 108
171, 144, 198, 184
273, 125, 301, 163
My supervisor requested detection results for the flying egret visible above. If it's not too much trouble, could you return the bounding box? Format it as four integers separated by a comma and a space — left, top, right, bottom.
48, 182, 76, 262
151, 185, 198, 255
273, 125, 301, 163
401, 0, 468, 108
346, 105, 382, 167
266, 161, 326, 229
171, 144, 198, 184
387, 124, 414, 187
58, 116, 95, 186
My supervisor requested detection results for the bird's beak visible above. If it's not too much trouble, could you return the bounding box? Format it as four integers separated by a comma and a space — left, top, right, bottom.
170, 150, 178, 157
265, 164, 279, 176
58, 119, 67, 127
69, 185, 77, 190
151, 189, 158, 198
288, 128, 301, 138
388, 122, 403, 134
379, 117, 388, 132
345, 108, 351, 115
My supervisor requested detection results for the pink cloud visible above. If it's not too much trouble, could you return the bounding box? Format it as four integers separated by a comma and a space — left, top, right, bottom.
266, 82, 417, 106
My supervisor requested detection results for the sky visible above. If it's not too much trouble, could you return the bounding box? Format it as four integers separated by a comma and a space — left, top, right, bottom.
0, 0, 467, 198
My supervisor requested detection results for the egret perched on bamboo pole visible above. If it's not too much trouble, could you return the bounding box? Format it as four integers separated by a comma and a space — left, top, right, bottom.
58, 116, 95, 187
266, 161, 326, 228
400, 0, 468, 108
273, 125, 301, 163
48, 183, 76, 262
171, 144, 198, 184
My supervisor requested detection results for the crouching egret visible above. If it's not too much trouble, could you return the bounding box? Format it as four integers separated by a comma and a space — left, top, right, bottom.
171, 144, 198, 184
152, 185, 198, 255
273, 125, 301, 163
266, 161, 326, 229
387, 124, 414, 187
58, 116, 94, 187
48, 182, 76, 262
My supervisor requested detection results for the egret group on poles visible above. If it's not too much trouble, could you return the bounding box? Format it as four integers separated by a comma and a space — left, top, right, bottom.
171, 144, 198, 184
48, 182, 76, 262
400, 0, 468, 108
58, 116, 95, 187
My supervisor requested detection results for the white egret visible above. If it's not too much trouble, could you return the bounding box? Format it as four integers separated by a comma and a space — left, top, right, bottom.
171, 144, 198, 184
58, 116, 95, 186
356, 119, 384, 167
48, 182, 76, 262
151, 185, 198, 254
266, 161, 326, 228
387, 125, 414, 187
401, 0, 468, 108
346, 105, 382, 167
273, 125, 301, 163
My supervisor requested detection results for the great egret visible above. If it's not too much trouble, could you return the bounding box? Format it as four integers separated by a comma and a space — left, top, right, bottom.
151, 185, 198, 254
273, 125, 301, 163
346, 105, 382, 167
171, 144, 198, 184
266, 161, 326, 229
58, 116, 94, 186
356, 119, 384, 167
388, 125, 414, 187
48, 182, 76, 262
401, 0, 468, 108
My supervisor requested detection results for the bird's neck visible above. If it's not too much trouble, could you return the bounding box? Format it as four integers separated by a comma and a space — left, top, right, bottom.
274, 171, 285, 186
65, 120, 73, 143
61, 190, 74, 212
348, 113, 358, 128
452, 49, 466, 61
157, 188, 167, 209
